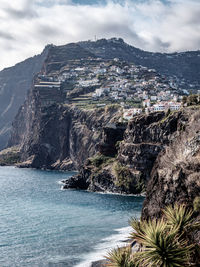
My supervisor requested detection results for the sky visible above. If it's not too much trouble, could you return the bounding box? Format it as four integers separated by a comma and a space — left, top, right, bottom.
0, 0, 200, 70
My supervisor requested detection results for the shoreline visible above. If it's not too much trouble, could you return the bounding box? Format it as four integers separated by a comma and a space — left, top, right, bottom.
60, 179, 146, 197
75, 226, 135, 267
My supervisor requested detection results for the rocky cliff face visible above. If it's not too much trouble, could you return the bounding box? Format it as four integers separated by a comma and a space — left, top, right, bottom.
142, 107, 200, 220
8, 98, 121, 170
62, 110, 189, 194
0, 46, 49, 150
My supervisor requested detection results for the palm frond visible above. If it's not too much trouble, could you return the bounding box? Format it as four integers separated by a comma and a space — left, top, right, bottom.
163, 204, 200, 233
132, 219, 193, 267
105, 247, 136, 267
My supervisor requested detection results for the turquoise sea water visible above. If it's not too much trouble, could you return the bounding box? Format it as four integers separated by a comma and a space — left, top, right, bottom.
0, 166, 144, 267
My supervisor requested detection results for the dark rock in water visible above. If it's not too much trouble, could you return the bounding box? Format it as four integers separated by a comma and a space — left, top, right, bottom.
91, 259, 107, 267
62, 167, 91, 190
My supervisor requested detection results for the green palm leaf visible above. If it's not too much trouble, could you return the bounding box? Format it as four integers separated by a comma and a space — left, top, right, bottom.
130, 219, 193, 267
163, 204, 200, 234
105, 247, 136, 267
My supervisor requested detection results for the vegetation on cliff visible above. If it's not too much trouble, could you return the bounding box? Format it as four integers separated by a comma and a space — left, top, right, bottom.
0, 146, 20, 166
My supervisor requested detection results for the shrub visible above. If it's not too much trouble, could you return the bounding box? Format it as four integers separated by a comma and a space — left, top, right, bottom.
105, 247, 135, 267
113, 162, 132, 191
107, 204, 200, 267
163, 204, 200, 235
89, 153, 113, 168
132, 218, 193, 267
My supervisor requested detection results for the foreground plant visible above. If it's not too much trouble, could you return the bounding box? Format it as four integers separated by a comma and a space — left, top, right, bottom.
105, 247, 136, 267
131, 218, 193, 267
106, 204, 200, 267
163, 203, 200, 234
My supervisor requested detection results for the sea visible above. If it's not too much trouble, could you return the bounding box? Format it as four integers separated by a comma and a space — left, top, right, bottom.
0, 166, 144, 267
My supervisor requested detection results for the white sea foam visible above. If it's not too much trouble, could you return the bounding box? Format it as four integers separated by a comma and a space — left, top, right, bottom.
75, 226, 132, 267
57, 180, 65, 185
96, 190, 145, 197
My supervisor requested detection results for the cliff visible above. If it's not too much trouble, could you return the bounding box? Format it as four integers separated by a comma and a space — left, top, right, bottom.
62, 110, 189, 194
3, 38, 200, 197
0, 46, 49, 150
142, 107, 200, 220
8, 100, 122, 170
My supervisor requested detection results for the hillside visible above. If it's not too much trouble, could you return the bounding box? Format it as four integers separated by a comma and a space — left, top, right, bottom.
80, 38, 200, 90
0, 38, 200, 151
0, 46, 49, 150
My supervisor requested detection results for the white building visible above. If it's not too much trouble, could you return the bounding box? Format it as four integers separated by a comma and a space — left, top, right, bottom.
143, 99, 151, 107
153, 101, 181, 111
150, 96, 157, 101
123, 108, 142, 120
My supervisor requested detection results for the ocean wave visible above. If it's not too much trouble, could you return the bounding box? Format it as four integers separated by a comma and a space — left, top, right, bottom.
75, 226, 132, 267
57, 180, 65, 185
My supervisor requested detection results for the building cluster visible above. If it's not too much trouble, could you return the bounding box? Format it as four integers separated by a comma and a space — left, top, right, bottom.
34, 57, 185, 111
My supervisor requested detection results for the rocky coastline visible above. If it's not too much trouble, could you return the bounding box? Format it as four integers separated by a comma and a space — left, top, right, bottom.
61, 108, 193, 195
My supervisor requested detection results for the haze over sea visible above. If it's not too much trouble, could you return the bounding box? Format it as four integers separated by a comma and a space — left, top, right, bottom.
0, 166, 143, 267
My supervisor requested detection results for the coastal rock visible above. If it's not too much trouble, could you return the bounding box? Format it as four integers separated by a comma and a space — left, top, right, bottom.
142, 109, 200, 220
91, 260, 107, 267
8, 101, 121, 170
0, 145, 20, 166
63, 110, 189, 194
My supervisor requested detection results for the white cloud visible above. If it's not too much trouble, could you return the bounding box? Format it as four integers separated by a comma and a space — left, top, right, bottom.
0, 0, 200, 70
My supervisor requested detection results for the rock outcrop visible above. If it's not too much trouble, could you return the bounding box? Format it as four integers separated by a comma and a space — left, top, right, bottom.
142, 108, 200, 220
62, 110, 189, 194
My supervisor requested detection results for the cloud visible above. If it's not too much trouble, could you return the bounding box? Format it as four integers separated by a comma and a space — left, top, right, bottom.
0, 31, 15, 41
0, 0, 200, 70
4, 7, 37, 19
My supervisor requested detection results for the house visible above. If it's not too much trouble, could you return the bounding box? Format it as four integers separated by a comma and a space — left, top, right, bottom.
123, 108, 142, 120
150, 96, 157, 101
152, 101, 181, 111
143, 99, 151, 107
